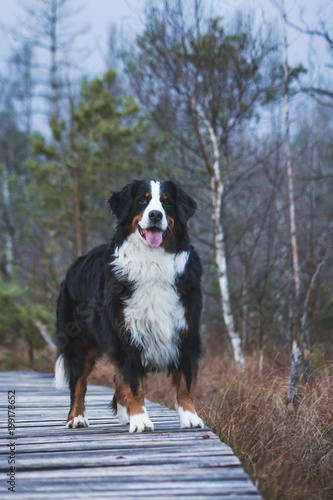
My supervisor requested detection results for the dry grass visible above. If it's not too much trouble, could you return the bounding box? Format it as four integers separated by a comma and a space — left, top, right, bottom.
198, 366, 333, 500
90, 343, 333, 500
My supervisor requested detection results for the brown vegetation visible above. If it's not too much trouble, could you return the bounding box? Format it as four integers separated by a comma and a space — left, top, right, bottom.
1, 338, 332, 500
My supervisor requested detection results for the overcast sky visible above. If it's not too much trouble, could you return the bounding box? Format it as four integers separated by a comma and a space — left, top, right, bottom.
0, 0, 331, 134
1, 0, 332, 75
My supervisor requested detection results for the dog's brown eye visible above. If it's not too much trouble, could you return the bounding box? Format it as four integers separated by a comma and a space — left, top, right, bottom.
163, 199, 171, 207
138, 197, 148, 205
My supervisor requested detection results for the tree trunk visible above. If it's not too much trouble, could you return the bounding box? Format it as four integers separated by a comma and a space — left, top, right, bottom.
242, 273, 248, 348
212, 178, 245, 371
192, 97, 245, 371
73, 164, 82, 257
202, 114, 245, 371
2, 166, 14, 279
259, 348, 264, 378
34, 320, 57, 353
283, 8, 302, 405
301, 261, 324, 383
258, 307, 264, 377
50, 0, 59, 119
69, 102, 83, 257
286, 340, 302, 406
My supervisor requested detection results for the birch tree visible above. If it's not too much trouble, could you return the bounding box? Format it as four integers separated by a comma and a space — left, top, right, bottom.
125, 0, 281, 370
1, 165, 14, 279
281, 6, 302, 405
192, 99, 245, 369
272, 0, 318, 405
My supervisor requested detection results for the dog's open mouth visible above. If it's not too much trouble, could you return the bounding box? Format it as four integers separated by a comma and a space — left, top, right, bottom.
139, 226, 166, 248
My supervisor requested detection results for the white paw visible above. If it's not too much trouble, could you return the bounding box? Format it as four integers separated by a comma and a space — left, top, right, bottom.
129, 409, 154, 433
117, 404, 130, 424
177, 407, 204, 429
66, 413, 89, 428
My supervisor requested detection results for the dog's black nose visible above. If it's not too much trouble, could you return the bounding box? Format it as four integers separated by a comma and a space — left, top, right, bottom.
149, 210, 163, 223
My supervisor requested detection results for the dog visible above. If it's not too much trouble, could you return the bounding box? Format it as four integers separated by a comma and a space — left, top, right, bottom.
54, 179, 204, 432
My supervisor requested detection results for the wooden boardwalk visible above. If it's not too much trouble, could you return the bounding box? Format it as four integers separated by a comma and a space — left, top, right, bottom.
0, 371, 261, 499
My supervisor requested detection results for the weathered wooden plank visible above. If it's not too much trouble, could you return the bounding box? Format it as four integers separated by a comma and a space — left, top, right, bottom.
1, 425, 213, 440
1, 438, 228, 454
13, 479, 259, 493
15, 465, 249, 480
0, 371, 261, 499
3, 492, 262, 500
3, 493, 262, 500
2, 453, 242, 471
0, 434, 224, 446
2, 439, 226, 456
1, 443, 232, 458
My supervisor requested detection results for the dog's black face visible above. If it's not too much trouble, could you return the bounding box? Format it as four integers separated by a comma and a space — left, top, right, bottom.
108, 180, 197, 252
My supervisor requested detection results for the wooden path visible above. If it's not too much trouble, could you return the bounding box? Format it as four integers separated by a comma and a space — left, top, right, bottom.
0, 371, 261, 499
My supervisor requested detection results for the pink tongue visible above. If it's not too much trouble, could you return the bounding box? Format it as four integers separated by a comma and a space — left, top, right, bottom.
145, 229, 163, 248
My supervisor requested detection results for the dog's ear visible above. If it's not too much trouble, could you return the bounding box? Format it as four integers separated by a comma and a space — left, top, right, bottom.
108, 182, 134, 223
175, 183, 197, 224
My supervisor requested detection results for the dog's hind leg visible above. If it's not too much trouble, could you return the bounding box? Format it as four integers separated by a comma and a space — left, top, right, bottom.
66, 347, 101, 428
110, 371, 130, 425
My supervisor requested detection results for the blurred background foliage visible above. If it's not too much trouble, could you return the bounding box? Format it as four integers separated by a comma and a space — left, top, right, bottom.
0, 0, 333, 371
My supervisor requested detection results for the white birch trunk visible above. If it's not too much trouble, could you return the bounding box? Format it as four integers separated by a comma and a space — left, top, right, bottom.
50, 0, 59, 120
201, 115, 246, 371
286, 340, 302, 406
300, 261, 324, 383
242, 275, 248, 346
34, 320, 57, 353
2, 167, 13, 278
284, 13, 300, 305
283, 8, 302, 404
259, 348, 264, 378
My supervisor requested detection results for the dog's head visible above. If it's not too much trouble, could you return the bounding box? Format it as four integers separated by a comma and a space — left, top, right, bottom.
108, 180, 197, 251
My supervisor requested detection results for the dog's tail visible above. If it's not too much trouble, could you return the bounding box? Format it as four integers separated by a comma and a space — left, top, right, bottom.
109, 394, 117, 415
53, 354, 68, 390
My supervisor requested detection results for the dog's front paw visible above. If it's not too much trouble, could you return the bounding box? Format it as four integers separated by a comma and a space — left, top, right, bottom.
66, 412, 89, 428
129, 412, 154, 433
177, 408, 204, 429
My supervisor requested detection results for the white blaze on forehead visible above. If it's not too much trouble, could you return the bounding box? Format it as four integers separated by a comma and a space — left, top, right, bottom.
140, 180, 168, 230
148, 181, 163, 213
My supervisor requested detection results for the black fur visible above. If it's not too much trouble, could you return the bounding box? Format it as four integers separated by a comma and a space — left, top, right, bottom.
55, 180, 202, 419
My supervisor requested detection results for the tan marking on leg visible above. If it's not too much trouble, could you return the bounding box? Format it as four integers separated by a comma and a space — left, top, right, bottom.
172, 370, 204, 428
114, 370, 127, 407
172, 370, 196, 413
66, 347, 101, 426
115, 373, 153, 432
122, 375, 145, 416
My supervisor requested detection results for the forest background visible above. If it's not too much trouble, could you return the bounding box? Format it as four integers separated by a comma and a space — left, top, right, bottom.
1, 1, 333, 498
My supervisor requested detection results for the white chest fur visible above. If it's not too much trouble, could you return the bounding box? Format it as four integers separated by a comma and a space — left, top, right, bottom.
112, 232, 189, 369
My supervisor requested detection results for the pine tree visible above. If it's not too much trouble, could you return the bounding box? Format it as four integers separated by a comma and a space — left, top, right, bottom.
26, 69, 160, 304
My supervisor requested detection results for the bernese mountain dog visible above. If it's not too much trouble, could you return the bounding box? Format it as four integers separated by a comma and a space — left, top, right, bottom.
54, 179, 204, 432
